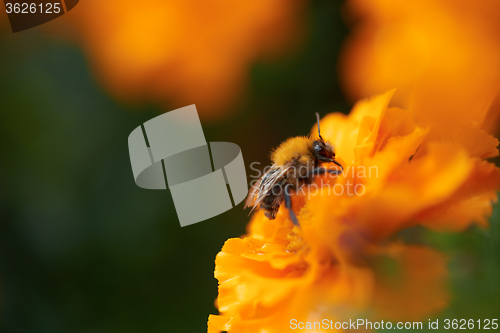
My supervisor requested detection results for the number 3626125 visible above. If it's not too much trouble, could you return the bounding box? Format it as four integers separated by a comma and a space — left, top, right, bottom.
444, 319, 498, 330
5, 3, 62, 14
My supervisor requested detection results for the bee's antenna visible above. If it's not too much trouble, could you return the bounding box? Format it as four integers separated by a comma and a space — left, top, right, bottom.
315, 112, 323, 140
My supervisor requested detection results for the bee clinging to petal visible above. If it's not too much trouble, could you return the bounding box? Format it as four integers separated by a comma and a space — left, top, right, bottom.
245, 113, 343, 225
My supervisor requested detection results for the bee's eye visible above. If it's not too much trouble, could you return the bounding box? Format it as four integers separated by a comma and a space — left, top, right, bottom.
314, 143, 322, 153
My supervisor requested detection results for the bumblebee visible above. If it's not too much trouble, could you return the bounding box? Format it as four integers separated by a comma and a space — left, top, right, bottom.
245, 113, 343, 225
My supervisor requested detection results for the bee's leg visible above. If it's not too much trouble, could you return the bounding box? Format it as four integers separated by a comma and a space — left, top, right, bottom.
308, 167, 342, 176
284, 184, 299, 226
317, 157, 343, 171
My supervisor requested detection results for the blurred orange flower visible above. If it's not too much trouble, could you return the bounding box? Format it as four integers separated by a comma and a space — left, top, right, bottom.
340, 0, 500, 134
67, 0, 304, 120
208, 91, 500, 332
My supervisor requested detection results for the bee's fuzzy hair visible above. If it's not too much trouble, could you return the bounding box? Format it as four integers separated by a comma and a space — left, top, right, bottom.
270, 136, 314, 166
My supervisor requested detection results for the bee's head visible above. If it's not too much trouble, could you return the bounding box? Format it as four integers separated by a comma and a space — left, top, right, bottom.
312, 139, 335, 159
313, 112, 335, 158
313, 112, 343, 170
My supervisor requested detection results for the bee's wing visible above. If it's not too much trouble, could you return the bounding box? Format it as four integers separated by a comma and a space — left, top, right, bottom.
244, 165, 290, 214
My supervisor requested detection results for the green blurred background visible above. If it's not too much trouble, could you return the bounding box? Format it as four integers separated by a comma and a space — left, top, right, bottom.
0, 1, 498, 332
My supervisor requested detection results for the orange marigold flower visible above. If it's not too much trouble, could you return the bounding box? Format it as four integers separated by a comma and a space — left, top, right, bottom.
340, 0, 500, 134
208, 91, 500, 332
65, 0, 304, 120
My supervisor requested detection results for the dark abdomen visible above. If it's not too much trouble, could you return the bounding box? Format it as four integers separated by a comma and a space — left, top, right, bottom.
260, 183, 284, 220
